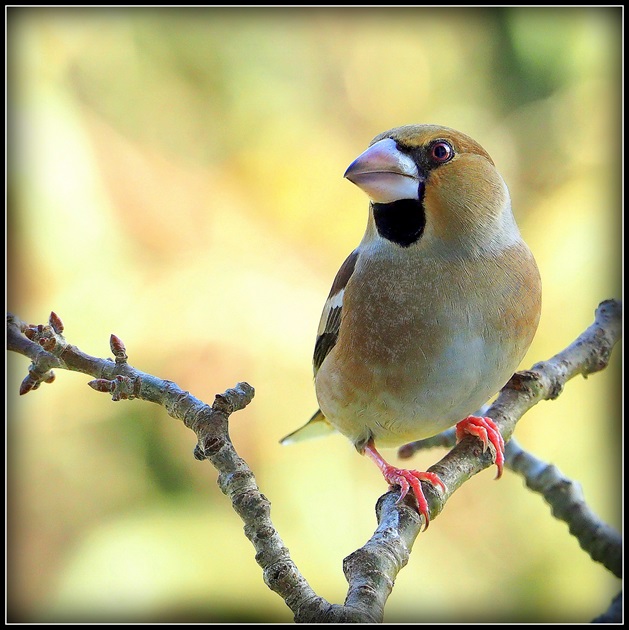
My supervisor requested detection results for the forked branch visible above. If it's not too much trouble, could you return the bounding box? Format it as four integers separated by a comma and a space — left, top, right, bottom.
6, 299, 622, 622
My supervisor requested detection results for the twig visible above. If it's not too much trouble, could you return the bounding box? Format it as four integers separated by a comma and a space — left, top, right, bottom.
592, 592, 622, 623
6, 311, 328, 620
507, 438, 622, 578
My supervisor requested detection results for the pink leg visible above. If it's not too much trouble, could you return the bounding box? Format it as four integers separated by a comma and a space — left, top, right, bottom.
455, 416, 505, 479
363, 439, 445, 530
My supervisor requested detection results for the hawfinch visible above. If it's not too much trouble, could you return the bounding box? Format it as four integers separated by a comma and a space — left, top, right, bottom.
282, 124, 542, 529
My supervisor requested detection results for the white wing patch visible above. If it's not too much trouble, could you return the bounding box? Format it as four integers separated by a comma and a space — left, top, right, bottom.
317, 289, 344, 337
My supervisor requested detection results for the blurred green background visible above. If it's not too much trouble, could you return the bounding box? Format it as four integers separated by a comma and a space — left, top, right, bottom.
7, 7, 621, 623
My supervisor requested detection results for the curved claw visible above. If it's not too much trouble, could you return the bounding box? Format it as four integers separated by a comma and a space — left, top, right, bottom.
389, 468, 445, 529
363, 440, 445, 531
456, 415, 505, 478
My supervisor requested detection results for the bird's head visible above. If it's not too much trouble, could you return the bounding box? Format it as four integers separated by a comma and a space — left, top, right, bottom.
344, 125, 518, 252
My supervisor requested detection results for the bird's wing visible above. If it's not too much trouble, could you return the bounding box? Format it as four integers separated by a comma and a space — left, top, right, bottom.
313, 249, 360, 375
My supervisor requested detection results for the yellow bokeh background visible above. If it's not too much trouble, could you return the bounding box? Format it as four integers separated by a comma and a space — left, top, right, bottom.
7, 7, 621, 623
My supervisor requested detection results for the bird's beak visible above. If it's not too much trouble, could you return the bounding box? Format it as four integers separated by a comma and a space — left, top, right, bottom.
344, 138, 420, 204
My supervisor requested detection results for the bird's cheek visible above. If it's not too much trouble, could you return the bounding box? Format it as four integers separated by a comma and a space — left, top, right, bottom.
426, 165, 503, 238
422, 177, 466, 237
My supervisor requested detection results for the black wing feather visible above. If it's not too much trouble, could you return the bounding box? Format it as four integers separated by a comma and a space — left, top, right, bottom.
312, 250, 359, 374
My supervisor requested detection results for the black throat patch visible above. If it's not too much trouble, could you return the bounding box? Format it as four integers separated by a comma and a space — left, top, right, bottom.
372, 194, 426, 248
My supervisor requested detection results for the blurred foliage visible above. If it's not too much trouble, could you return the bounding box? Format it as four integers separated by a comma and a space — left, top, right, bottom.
7, 7, 621, 623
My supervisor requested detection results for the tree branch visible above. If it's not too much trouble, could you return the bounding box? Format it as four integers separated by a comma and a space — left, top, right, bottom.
395, 300, 622, 577
7, 299, 622, 622
506, 437, 621, 578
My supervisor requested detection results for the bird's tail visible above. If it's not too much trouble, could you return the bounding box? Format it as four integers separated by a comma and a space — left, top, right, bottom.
279, 409, 336, 445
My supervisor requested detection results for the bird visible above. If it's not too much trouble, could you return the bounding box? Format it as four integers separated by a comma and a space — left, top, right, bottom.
281, 124, 542, 529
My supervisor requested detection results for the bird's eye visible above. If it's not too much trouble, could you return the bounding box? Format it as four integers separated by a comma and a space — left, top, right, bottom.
430, 141, 454, 164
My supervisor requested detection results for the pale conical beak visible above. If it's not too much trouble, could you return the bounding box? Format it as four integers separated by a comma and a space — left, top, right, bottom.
344, 138, 421, 203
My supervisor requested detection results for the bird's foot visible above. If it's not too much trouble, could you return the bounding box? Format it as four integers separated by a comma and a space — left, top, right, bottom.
455, 415, 505, 479
363, 440, 445, 530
